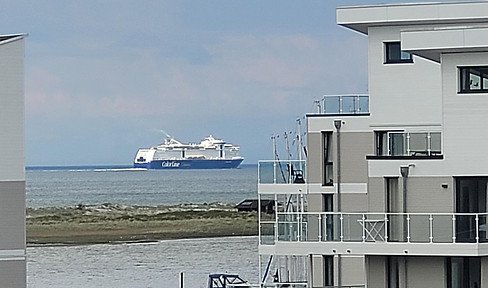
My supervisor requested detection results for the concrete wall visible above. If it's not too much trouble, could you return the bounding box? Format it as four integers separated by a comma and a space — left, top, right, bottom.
406, 176, 453, 213
0, 181, 25, 249
341, 256, 365, 286
0, 260, 26, 288
369, 176, 454, 213
367, 256, 386, 288
368, 177, 387, 212
442, 52, 488, 176
341, 132, 373, 184
367, 256, 446, 288
307, 131, 323, 184
0, 38, 25, 181
407, 257, 445, 288
368, 25, 442, 128
0, 36, 26, 288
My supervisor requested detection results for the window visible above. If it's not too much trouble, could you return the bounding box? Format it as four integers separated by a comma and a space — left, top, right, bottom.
385, 42, 413, 64
374, 131, 442, 157
460, 66, 488, 93
447, 257, 480, 288
323, 256, 334, 286
455, 177, 488, 243
322, 132, 333, 186
387, 256, 400, 288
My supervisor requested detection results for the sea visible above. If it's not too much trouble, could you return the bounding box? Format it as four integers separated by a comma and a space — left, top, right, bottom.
26, 164, 260, 288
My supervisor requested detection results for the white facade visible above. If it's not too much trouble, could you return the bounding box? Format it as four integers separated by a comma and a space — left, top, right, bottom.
0, 34, 27, 287
258, 2, 488, 288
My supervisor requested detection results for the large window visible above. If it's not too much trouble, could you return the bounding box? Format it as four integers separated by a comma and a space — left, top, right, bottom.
385, 42, 413, 64
460, 66, 488, 93
375, 131, 441, 157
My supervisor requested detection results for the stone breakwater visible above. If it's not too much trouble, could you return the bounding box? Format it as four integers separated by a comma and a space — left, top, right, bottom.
26, 203, 258, 246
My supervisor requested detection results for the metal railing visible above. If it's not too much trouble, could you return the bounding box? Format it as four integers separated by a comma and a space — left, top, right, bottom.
258, 160, 306, 184
267, 212, 488, 244
262, 282, 307, 288
262, 284, 364, 288
318, 95, 369, 115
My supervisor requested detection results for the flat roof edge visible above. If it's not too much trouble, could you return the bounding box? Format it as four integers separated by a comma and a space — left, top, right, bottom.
337, 2, 488, 34
337, 1, 488, 10
0, 34, 28, 46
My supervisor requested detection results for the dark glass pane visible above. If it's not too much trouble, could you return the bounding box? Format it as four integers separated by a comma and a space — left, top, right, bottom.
389, 133, 405, 156
387, 43, 401, 61
386, 42, 412, 63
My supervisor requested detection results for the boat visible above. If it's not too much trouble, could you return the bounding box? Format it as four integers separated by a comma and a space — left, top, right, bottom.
133, 134, 244, 169
207, 274, 255, 288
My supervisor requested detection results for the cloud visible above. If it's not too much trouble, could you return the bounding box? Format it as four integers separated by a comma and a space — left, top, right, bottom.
26, 31, 367, 122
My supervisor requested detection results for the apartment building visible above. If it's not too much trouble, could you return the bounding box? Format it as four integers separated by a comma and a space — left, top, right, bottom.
0, 34, 27, 287
258, 2, 488, 287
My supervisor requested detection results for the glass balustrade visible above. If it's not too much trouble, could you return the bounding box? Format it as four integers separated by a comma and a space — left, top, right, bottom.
322, 95, 369, 115
258, 160, 306, 184
270, 212, 488, 244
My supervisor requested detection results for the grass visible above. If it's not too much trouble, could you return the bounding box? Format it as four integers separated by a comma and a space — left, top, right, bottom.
26, 204, 259, 245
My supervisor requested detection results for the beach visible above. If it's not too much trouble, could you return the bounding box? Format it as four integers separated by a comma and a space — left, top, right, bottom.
27, 203, 259, 245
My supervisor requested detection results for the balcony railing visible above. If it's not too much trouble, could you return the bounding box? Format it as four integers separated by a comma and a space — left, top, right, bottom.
319, 95, 369, 115
258, 160, 306, 184
262, 283, 364, 288
262, 283, 307, 288
261, 212, 488, 245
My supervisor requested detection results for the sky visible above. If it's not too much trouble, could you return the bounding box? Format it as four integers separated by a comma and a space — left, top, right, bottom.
0, 0, 444, 166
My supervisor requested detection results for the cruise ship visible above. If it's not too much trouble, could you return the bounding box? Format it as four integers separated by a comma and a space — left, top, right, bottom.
133, 135, 244, 169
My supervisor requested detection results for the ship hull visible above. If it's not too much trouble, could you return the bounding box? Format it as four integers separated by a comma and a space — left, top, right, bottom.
134, 158, 244, 169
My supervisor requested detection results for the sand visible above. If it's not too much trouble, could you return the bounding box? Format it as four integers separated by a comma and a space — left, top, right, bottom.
26, 203, 259, 246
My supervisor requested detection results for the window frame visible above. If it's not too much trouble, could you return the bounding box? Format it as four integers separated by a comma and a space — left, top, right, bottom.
384, 42, 413, 64
372, 130, 442, 158
322, 131, 333, 186
459, 66, 488, 94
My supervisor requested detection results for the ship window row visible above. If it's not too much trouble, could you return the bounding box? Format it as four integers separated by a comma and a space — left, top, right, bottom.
384, 42, 413, 64
375, 131, 441, 157
459, 66, 488, 93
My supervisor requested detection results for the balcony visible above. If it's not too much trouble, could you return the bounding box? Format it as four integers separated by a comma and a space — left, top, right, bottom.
258, 160, 307, 194
317, 95, 369, 115
259, 212, 488, 256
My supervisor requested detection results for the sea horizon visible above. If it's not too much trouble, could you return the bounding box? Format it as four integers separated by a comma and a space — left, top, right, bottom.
26, 163, 257, 171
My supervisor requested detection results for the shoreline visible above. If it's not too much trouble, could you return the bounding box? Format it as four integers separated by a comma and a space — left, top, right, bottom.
27, 203, 259, 246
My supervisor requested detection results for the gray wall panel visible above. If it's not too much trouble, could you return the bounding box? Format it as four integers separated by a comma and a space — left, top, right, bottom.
341, 256, 365, 286
341, 132, 373, 184
407, 257, 445, 288
307, 132, 322, 184
406, 177, 453, 213
0, 260, 26, 287
367, 256, 386, 288
368, 177, 386, 212
0, 181, 25, 250
342, 193, 368, 213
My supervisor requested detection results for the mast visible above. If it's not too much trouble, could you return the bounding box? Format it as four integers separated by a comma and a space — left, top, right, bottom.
297, 118, 303, 171
272, 135, 278, 184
